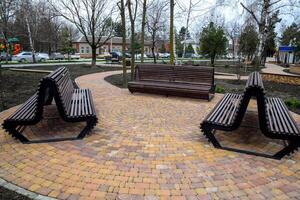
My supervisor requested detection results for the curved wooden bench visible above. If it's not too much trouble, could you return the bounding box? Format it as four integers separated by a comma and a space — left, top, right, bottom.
128, 64, 215, 100
201, 72, 300, 159
2, 67, 98, 143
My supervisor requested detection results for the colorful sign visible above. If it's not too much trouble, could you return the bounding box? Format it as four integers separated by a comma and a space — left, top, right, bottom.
278, 46, 295, 52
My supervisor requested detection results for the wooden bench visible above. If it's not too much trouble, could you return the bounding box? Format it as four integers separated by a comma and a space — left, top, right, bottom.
2, 67, 98, 143
128, 64, 215, 100
201, 72, 300, 159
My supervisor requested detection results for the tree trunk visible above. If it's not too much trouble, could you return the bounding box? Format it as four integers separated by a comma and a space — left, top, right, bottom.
211, 55, 215, 66
232, 38, 235, 59
169, 0, 175, 65
130, 26, 135, 80
119, 0, 127, 86
91, 46, 97, 67
182, 0, 192, 59
141, 0, 147, 63
152, 47, 156, 63
127, 0, 137, 80
25, 16, 36, 63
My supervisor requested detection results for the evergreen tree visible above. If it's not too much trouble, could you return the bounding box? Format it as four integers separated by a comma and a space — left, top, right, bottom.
60, 27, 75, 59
186, 44, 194, 54
200, 22, 227, 65
239, 24, 259, 61
281, 23, 300, 60
113, 21, 123, 37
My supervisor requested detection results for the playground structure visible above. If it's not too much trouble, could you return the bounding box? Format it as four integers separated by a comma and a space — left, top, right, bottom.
0, 36, 21, 56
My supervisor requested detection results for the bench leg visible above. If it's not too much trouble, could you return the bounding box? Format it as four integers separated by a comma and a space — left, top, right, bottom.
201, 124, 299, 160
201, 125, 221, 148
77, 118, 97, 139
5, 125, 30, 143
273, 141, 299, 159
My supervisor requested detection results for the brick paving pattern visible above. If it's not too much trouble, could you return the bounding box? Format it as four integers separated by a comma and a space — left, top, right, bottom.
0, 71, 300, 200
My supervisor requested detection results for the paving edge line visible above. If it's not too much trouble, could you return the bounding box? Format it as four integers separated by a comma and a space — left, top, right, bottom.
0, 177, 57, 200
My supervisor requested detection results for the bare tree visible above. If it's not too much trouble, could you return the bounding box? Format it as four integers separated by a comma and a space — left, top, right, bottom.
19, 0, 38, 63
140, 0, 147, 63
25, 15, 36, 62
239, 0, 298, 65
147, 0, 168, 63
49, 0, 115, 67
226, 21, 240, 59
127, 0, 138, 80
117, 0, 127, 86
0, 0, 18, 62
178, 0, 202, 58
0, 0, 18, 110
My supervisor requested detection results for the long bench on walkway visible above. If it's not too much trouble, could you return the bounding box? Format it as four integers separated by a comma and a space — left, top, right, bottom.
201, 72, 300, 159
128, 64, 215, 100
2, 67, 98, 143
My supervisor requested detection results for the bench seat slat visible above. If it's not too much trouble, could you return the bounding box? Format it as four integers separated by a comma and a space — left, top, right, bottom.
267, 97, 300, 135
68, 89, 95, 118
8, 93, 38, 121
206, 93, 242, 126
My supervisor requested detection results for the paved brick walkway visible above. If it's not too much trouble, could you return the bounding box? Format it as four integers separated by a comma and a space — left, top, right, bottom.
0, 71, 300, 200
262, 63, 300, 76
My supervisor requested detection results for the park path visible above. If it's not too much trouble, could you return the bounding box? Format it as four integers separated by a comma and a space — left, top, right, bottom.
262, 62, 299, 76
0, 70, 299, 199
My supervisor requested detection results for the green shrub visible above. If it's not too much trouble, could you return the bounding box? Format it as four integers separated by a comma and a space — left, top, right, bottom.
285, 98, 300, 109
215, 85, 225, 93
224, 65, 229, 68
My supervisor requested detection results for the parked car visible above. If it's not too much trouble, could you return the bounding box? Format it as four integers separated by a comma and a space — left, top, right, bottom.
183, 53, 200, 58
65, 53, 81, 60
12, 51, 49, 62
12, 52, 34, 62
125, 53, 131, 58
160, 53, 170, 58
70, 53, 81, 59
0, 52, 12, 61
113, 51, 132, 58
36, 53, 49, 62
135, 53, 148, 59
111, 51, 122, 58
97, 52, 111, 59
50, 52, 65, 60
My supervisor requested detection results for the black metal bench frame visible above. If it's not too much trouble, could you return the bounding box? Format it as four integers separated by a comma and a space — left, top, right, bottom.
2, 67, 98, 143
201, 72, 300, 159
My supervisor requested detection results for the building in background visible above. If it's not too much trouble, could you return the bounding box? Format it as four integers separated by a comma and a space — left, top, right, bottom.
227, 37, 240, 58
181, 39, 199, 55
73, 36, 154, 58
278, 46, 296, 64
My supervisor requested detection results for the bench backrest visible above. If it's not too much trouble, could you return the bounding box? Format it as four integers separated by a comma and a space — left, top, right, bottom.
173, 66, 214, 85
135, 64, 214, 85
40, 67, 75, 117
231, 71, 267, 129
135, 64, 174, 82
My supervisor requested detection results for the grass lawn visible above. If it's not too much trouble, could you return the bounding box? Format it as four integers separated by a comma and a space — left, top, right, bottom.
0, 64, 120, 112
105, 72, 300, 114
0, 187, 32, 200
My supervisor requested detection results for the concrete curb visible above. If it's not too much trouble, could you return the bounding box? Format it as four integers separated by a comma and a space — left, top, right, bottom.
0, 177, 57, 200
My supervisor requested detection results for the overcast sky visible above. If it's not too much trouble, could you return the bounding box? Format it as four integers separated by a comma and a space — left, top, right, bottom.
173, 0, 300, 37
